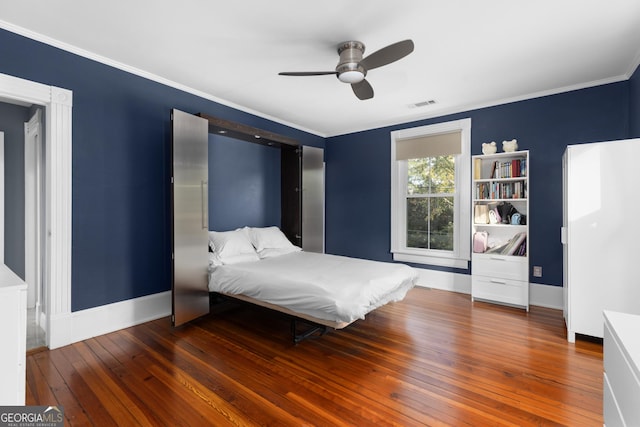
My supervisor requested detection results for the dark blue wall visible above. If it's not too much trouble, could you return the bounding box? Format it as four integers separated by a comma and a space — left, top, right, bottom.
0, 28, 324, 311
0, 102, 30, 279
326, 82, 630, 287
1, 25, 638, 310
631, 65, 640, 137
209, 134, 281, 231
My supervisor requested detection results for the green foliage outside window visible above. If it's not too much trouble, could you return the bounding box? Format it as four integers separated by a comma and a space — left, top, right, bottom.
406, 156, 455, 250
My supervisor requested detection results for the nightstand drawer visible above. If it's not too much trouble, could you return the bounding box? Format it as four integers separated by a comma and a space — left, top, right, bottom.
604, 322, 640, 425
472, 255, 527, 281
604, 373, 624, 427
471, 276, 528, 307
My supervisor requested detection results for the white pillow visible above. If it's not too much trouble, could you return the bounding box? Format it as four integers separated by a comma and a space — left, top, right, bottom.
209, 229, 259, 265
246, 226, 297, 252
257, 246, 301, 259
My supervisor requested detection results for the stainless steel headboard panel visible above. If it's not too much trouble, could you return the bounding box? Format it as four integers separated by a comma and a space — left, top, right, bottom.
301, 146, 325, 253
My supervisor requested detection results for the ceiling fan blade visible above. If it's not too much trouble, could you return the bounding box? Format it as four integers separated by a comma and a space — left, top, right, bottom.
278, 71, 337, 76
351, 79, 374, 100
360, 39, 414, 71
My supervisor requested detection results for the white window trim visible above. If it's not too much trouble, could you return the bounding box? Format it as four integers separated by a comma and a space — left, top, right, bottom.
390, 118, 471, 269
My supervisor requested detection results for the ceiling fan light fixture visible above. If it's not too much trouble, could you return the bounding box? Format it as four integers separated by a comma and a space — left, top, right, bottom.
278, 39, 414, 100
338, 70, 365, 84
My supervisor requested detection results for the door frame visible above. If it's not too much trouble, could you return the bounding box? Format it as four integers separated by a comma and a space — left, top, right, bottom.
24, 109, 43, 316
0, 72, 72, 349
0, 131, 4, 264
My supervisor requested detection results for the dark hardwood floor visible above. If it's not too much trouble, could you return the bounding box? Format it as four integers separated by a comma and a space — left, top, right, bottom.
26, 288, 603, 426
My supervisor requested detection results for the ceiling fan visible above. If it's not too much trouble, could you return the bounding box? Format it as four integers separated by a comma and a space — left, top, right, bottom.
278, 39, 414, 100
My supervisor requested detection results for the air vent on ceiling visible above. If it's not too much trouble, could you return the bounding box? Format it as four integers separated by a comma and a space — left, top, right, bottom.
410, 100, 436, 108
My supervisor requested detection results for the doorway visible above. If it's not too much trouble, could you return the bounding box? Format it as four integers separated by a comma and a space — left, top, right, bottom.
0, 72, 73, 349
0, 102, 47, 350
25, 109, 46, 349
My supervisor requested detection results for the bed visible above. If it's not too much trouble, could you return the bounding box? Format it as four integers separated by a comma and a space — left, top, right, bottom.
208, 226, 418, 342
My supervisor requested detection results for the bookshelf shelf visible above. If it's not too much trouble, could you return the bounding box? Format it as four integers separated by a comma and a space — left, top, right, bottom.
474, 223, 527, 230
471, 150, 529, 310
474, 177, 526, 183
473, 198, 528, 202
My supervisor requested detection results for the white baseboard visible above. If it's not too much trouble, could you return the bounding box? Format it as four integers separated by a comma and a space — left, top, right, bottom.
414, 268, 563, 310
529, 283, 563, 310
414, 268, 472, 294
48, 291, 171, 349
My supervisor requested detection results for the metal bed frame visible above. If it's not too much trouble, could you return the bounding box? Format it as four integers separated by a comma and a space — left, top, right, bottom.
211, 292, 352, 343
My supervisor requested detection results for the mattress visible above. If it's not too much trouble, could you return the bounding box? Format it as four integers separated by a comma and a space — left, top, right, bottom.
208, 251, 417, 325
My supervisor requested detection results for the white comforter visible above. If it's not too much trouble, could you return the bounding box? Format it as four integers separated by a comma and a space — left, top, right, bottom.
208, 251, 417, 324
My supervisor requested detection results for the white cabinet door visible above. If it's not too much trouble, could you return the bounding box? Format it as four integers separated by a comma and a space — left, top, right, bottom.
0, 267, 27, 405
564, 139, 640, 339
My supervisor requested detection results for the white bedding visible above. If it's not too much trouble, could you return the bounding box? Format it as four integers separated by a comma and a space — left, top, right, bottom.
208, 251, 417, 325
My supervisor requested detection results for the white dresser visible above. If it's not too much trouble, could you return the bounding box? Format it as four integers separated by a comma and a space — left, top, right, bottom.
603, 310, 640, 427
0, 265, 27, 405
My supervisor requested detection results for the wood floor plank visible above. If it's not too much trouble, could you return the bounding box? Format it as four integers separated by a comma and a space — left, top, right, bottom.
161, 320, 419, 426
68, 343, 152, 426
127, 321, 317, 426
26, 288, 604, 426
46, 345, 118, 426
86, 336, 212, 427
107, 329, 262, 426
25, 355, 58, 406
30, 351, 93, 426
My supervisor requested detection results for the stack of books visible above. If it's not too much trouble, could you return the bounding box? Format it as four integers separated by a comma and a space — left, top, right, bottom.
485, 232, 527, 256
490, 159, 527, 179
475, 182, 526, 199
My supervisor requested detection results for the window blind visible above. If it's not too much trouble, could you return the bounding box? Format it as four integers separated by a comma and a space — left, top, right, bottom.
395, 130, 461, 160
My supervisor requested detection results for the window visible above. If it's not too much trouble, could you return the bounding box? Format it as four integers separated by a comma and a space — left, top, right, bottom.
406, 156, 455, 250
390, 119, 471, 268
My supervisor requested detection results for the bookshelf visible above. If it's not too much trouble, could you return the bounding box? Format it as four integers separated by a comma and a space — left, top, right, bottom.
471, 150, 529, 310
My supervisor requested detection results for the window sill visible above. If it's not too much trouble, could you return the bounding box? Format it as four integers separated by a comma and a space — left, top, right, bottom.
392, 251, 469, 269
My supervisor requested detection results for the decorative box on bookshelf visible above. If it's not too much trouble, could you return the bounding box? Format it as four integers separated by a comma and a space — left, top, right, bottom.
471, 150, 529, 310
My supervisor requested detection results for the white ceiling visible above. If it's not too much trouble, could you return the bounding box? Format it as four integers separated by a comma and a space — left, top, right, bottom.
2, 1, 640, 137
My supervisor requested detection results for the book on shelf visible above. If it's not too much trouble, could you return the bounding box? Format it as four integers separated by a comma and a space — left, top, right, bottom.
484, 232, 527, 256
474, 158, 482, 180
474, 205, 489, 224
475, 181, 526, 200
485, 158, 527, 179
504, 232, 527, 255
